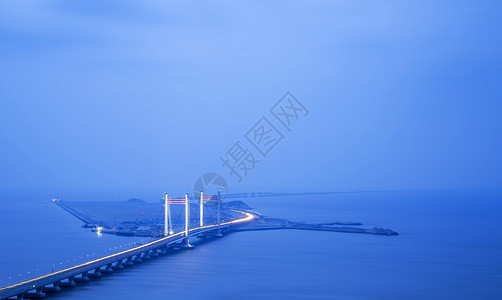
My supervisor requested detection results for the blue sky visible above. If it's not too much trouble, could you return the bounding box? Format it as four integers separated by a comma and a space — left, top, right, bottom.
1, 1, 501, 195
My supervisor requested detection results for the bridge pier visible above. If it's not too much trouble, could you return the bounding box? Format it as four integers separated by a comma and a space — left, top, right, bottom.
87, 268, 102, 279
23, 288, 45, 299
59, 277, 76, 287
42, 282, 61, 293
74, 272, 89, 283
149, 250, 159, 258
101, 264, 114, 275
112, 260, 124, 270
123, 257, 134, 267
132, 255, 143, 264
182, 238, 194, 249
141, 252, 151, 261
16, 293, 25, 300
170, 238, 193, 250
158, 245, 169, 255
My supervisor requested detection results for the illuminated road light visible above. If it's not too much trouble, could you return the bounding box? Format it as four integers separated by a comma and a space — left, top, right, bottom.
0, 210, 255, 292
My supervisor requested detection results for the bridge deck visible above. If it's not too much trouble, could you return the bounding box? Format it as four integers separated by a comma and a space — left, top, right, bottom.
0, 211, 255, 300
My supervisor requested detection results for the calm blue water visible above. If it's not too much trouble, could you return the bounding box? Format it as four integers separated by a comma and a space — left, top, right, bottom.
1, 190, 501, 299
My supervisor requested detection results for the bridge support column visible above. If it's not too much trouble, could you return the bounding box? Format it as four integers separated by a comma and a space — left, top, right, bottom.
132, 254, 143, 264
149, 249, 159, 258
74, 272, 89, 283
16, 293, 25, 300
101, 264, 114, 274
42, 282, 61, 293
112, 260, 124, 270
170, 237, 193, 250
185, 193, 190, 240
24, 288, 45, 299
59, 276, 76, 287
141, 252, 151, 261
216, 190, 223, 237
158, 245, 169, 255
200, 191, 204, 227
182, 237, 194, 249
123, 257, 134, 267
88, 268, 102, 278
164, 193, 171, 236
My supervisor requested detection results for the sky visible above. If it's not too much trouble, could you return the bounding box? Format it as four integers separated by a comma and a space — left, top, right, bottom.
0, 1, 501, 197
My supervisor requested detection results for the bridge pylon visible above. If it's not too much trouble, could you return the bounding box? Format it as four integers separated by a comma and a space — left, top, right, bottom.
164, 193, 173, 236
200, 191, 204, 227
216, 190, 223, 237
183, 193, 193, 248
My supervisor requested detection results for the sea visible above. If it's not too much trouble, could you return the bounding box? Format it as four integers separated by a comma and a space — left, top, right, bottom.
0, 189, 501, 300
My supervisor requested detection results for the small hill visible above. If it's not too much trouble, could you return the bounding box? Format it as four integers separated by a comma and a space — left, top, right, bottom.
127, 198, 145, 203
